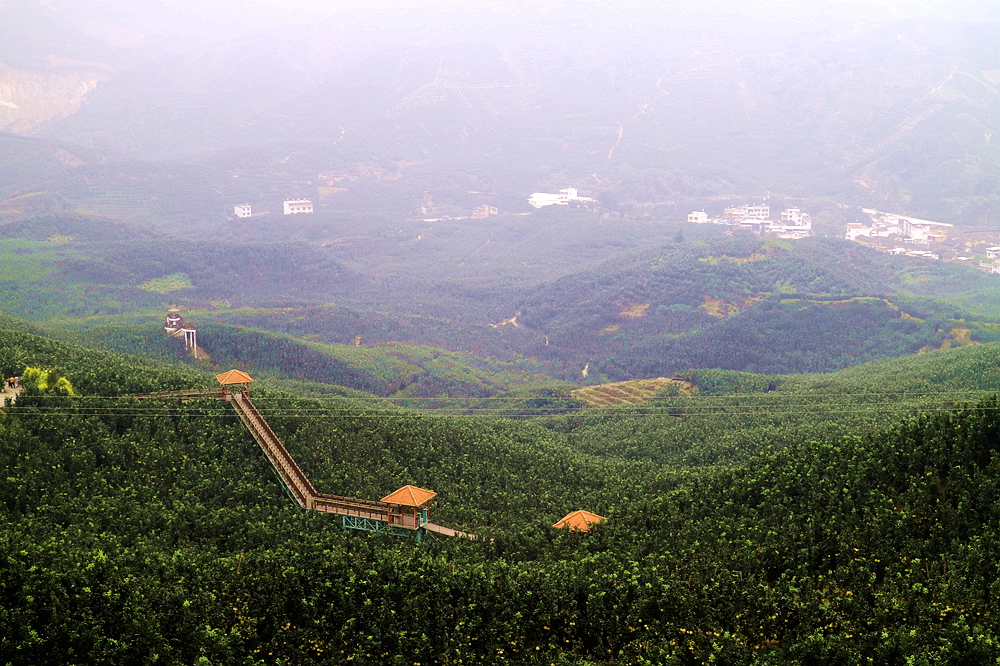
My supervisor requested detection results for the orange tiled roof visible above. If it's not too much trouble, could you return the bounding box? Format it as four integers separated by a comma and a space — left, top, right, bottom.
381, 485, 437, 507
215, 370, 254, 385
552, 510, 606, 532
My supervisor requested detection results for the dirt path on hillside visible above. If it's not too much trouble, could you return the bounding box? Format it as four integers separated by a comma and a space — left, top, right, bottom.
2, 382, 22, 403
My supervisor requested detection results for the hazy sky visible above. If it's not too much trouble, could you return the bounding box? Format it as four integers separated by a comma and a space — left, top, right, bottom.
171, 0, 1000, 23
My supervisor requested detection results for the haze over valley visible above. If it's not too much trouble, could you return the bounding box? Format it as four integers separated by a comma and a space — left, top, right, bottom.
4, 1, 1000, 663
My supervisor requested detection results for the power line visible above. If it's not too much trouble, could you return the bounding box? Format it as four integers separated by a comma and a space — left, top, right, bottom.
5, 403, 998, 419
13, 388, 1000, 401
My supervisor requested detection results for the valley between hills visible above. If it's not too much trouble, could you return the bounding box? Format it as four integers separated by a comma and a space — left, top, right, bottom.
4, 2, 1000, 663
5, 208, 1000, 663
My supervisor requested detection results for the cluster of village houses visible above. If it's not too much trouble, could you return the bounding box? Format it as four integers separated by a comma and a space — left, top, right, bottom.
845, 209, 1000, 273
226, 184, 997, 276
685, 203, 1000, 274
686, 204, 814, 240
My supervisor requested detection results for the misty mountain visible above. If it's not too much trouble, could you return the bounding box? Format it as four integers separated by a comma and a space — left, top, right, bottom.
0, 2, 995, 227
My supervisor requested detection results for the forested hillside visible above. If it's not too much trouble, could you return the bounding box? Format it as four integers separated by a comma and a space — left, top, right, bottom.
5, 324, 1000, 663
542, 342, 1000, 468
4, 215, 1000, 388
3, 2, 1000, 662
518, 236, 1000, 379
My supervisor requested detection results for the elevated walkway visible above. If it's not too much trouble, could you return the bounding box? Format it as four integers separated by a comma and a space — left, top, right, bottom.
224, 389, 471, 540
423, 522, 475, 539
230, 392, 318, 508
134, 387, 223, 402
134, 376, 473, 540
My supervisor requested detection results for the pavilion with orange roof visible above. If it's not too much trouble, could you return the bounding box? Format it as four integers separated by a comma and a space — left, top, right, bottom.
381, 485, 438, 529
216, 369, 254, 399
552, 510, 606, 532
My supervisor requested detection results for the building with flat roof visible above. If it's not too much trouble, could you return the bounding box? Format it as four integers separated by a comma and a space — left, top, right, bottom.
234, 204, 252, 218
528, 187, 594, 209
724, 204, 770, 222
283, 199, 313, 215
472, 205, 498, 219
780, 208, 810, 225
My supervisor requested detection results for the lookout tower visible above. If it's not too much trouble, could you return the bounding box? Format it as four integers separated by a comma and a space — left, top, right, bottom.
164, 308, 198, 358
164, 308, 184, 331
216, 369, 254, 400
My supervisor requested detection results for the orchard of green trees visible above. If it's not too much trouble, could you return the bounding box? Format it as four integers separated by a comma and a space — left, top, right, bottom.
5, 325, 1000, 663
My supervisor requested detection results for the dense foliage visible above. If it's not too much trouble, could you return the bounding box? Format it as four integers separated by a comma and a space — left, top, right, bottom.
4, 7, 1000, 661
5, 327, 1000, 663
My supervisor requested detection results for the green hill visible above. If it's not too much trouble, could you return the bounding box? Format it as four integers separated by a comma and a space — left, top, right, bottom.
545, 341, 1000, 469
5, 219, 1000, 387
5, 321, 1000, 662
517, 236, 1000, 379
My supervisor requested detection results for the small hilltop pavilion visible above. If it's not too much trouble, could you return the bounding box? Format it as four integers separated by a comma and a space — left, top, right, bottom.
553, 510, 606, 532
381, 485, 438, 529
216, 369, 254, 399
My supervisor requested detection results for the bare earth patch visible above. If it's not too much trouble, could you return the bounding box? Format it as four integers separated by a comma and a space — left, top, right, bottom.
939, 326, 976, 349
618, 303, 651, 318
572, 377, 696, 407
700, 296, 730, 318
699, 293, 766, 318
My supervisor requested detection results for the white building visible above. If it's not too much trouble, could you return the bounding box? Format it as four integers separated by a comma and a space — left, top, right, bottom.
987, 247, 1000, 260
905, 218, 951, 243
905, 249, 940, 260
234, 203, 252, 218
688, 211, 709, 224
724, 204, 770, 222
769, 209, 813, 239
845, 223, 871, 241
721, 206, 814, 239
527, 187, 594, 209
283, 199, 313, 215
850, 209, 952, 244
780, 208, 810, 225
771, 223, 813, 240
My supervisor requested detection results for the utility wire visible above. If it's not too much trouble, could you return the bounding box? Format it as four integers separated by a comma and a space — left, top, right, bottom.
4, 404, 997, 419
13, 389, 1000, 401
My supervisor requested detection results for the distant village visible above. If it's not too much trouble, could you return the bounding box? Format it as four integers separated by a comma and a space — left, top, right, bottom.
686, 204, 814, 240
845, 209, 1000, 274
228, 170, 358, 219
226, 186, 999, 277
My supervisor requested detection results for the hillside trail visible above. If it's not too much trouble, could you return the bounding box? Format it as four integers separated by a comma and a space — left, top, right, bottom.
2, 380, 22, 403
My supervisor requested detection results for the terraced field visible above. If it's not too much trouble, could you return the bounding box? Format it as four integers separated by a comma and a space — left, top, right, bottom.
571, 376, 695, 407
